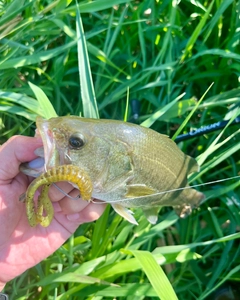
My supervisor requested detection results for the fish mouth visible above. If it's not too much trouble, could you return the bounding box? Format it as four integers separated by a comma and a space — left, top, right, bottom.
36, 117, 54, 168
20, 117, 71, 177
36, 116, 63, 170
19, 116, 59, 177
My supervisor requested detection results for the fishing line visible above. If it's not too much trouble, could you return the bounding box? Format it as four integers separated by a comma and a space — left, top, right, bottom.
52, 183, 81, 200
54, 174, 240, 203
91, 175, 240, 205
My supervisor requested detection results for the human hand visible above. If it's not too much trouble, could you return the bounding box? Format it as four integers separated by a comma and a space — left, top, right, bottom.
0, 136, 105, 290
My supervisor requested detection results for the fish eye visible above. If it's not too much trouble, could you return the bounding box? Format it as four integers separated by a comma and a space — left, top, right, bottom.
69, 133, 85, 149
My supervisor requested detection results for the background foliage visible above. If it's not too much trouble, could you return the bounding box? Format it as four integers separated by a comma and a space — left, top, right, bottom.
1, 0, 240, 299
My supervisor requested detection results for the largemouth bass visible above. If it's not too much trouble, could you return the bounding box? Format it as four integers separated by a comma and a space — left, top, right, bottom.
21, 116, 205, 226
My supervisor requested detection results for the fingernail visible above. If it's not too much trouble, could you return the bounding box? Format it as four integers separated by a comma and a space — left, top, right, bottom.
67, 213, 80, 221
28, 157, 45, 168
34, 147, 44, 157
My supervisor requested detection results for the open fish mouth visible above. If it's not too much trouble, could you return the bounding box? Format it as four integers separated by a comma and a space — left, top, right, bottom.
20, 117, 65, 177
35, 116, 59, 169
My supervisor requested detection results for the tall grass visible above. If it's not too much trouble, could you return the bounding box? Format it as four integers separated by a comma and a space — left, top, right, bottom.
1, 0, 240, 299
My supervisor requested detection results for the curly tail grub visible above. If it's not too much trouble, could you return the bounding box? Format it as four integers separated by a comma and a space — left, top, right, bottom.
25, 165, 93, 227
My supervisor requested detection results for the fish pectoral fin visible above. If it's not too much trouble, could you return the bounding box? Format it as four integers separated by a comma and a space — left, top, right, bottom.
112, 204, 138, 225
142, 207, 160, 224
125, 184, 156, 198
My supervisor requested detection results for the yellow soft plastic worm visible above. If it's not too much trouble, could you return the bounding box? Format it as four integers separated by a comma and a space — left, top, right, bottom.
25, 165, 93, 227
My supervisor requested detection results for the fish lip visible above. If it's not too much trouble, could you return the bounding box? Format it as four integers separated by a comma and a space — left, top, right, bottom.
36, 116, 60, 169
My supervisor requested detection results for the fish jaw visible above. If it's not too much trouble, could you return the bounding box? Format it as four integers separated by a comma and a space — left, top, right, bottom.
36, 117, 58, 169
36, 117, 68, 170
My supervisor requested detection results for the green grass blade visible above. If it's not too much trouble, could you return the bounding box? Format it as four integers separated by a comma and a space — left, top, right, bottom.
189, 48, 240, 61
153, 233, 240, 255
38, 272, 115, 286
0, 105, 37, 120
87, 43, 129, 76
141, 93, 184, 128
0, 0, 32, 27
0, 90, 41, 114
199, 265, 240, 300
196, 107, 240, 166
92, 213, 123, 258
99, 62, 176, 110
90, 205, 111, 258
172, 83, 214, 141
196, 135, 240, 177
105, 5, 128, 57
70, 283, 157, 298
157, 98, 197, 121
203, 0, 234, 42
76, 5, 99, 118
123, 87, 130, 121
63, 0, 131, 14
0, 41, 76, 70
126, 250, 178, 300
137, 12, 146, 68
28, 82, 58, 118
92, 254, 166, 280
180, 0, 214, 63
130, 211, 179, 250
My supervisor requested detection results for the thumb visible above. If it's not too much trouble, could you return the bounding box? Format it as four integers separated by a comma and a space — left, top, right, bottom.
0, 136, 42, 183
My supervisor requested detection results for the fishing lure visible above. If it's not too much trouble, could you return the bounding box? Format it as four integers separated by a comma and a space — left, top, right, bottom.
25, 165, 93, 227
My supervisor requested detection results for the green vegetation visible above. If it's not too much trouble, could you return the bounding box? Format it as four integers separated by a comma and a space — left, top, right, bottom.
1, 0, 240, 299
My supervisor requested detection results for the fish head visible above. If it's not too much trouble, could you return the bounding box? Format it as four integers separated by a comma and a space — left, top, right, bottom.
36, 116, 113, 181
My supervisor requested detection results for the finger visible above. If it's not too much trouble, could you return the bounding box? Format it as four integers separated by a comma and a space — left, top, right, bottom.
0, 136, 42, 182
48, 182, 79, 202
58, 189, 89, 214
66, 201, 106, 223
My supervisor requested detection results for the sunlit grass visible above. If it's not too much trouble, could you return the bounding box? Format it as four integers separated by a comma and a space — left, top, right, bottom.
1, 0, 240, 299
